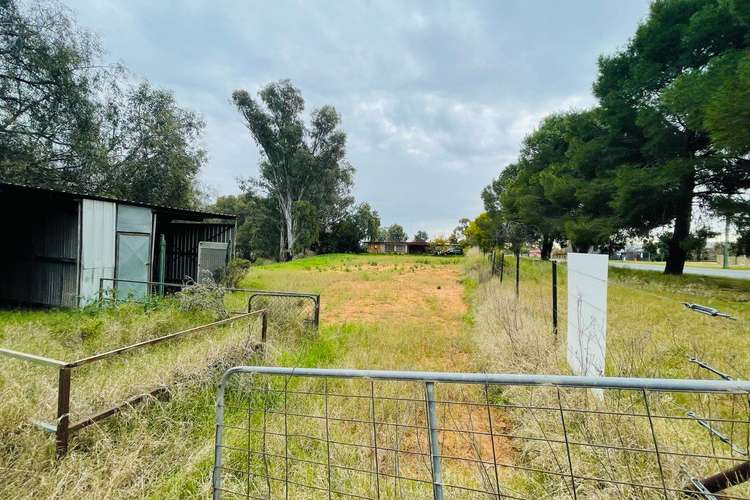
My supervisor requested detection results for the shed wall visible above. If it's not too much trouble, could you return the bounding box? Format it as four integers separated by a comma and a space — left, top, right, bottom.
0, 194, 78, 307
155, 221, 234, 283
79, 199, 116, 305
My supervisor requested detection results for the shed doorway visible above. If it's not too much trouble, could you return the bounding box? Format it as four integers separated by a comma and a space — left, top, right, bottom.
115, 234, 150, 299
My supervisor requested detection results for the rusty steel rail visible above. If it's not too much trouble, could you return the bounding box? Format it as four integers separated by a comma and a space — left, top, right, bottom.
0, 310, 268, 458
247, 291, 321, 329
0, 347, 67, 367
68, 312, 261, 367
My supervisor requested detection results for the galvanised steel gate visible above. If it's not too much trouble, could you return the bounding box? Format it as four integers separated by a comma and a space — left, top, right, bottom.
213, 367, 750, 499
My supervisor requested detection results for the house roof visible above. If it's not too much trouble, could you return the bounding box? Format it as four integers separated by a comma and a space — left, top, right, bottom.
0, 181, 236, 221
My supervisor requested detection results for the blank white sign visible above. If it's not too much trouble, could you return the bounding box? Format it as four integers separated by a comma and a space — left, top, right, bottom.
567, 253, 608, 382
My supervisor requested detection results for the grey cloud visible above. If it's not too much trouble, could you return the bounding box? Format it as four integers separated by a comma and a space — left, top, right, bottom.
65, 0, 650, 237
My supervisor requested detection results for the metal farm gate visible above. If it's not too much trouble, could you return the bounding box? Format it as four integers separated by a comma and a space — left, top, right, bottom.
213, 367, 750, 499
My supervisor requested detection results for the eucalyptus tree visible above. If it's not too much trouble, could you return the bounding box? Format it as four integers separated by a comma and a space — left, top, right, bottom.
232, 80, 353, 260
99, 81, 206, 208
1, 0, 207, 208
385, 224, 407, 242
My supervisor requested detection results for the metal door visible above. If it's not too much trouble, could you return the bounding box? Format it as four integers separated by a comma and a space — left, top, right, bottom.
116, 233, 150, 299
198, 241, 229, 282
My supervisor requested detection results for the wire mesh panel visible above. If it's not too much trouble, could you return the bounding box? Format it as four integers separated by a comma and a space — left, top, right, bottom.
214, 368, 750, 499
244, 292, 319, 332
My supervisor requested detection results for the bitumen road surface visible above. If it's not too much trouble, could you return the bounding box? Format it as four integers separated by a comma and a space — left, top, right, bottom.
609, 261, 750, 280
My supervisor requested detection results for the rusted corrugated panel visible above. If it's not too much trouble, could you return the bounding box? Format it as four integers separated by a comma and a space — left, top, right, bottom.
31, 261, 77, 307
162, 222, 234, 282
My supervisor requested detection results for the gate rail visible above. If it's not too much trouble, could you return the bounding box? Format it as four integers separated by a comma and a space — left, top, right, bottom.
247, 291, 320, 329
213, 367, 750, 499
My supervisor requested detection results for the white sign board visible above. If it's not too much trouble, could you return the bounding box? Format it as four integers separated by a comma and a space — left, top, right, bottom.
567, 253, 608, 385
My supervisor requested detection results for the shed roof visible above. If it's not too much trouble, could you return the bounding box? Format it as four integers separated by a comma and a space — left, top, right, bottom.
0, 181, 236, 221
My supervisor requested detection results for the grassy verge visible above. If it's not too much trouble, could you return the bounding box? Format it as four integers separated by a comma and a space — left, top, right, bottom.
467, 248, 750, 497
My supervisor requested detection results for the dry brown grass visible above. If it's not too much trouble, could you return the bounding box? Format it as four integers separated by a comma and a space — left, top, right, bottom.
4, 249, 746, 498
0, 302, 269, 499
466, 248, 750, 498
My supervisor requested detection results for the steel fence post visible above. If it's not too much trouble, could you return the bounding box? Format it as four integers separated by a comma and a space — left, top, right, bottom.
425, 381, 444, 500
261, 309, 268, 344
499, 252, 504, 283
55, 367, 71, 458
515, 251, 520, 297
552, 261, 558, 335
213, 372, 229, 500
314, 295, 321, 330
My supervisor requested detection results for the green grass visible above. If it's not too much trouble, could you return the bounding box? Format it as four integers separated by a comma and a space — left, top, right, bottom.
0, 253, 474, 498
1, 251, 748, 498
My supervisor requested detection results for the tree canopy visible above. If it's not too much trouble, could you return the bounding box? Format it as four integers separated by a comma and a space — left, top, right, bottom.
384, 224, 408, 242
477, 0, 750, 274
0, 0, 207, 208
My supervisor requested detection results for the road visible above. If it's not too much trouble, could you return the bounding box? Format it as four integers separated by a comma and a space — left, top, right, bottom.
609, 261, 750, 280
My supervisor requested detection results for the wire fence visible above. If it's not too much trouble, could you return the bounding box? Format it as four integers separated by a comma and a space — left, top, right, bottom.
213, 367, 750, 499
245, 292, 320, 331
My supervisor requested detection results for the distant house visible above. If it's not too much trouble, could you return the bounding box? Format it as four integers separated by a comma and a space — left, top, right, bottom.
406, 241, 430, 254
0, 182, 237, 308
365, 241, 429, 254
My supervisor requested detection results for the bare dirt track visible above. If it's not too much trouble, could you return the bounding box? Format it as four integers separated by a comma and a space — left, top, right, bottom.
323, 263, 467, 327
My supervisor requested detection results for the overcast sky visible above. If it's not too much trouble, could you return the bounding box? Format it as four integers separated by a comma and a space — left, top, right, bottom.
65, 0, 651, 238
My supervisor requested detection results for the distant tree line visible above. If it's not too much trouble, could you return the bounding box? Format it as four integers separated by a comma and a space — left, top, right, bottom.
469, 0, 750, 274
0, 0, 206, 208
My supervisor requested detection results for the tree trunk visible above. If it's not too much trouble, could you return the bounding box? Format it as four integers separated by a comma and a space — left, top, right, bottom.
540, 235, 554, 260
278, 222, 287, 261
283, 197, 295, 261
664, 175, 694, 275
278, 196, 295, 261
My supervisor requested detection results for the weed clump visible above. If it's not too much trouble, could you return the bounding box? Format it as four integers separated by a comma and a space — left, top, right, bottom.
177, 273, 228, 320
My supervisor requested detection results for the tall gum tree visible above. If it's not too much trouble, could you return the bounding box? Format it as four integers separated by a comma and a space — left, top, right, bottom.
233, 80, 353, 260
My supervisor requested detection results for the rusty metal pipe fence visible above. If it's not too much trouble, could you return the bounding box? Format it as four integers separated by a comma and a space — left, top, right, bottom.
213, 367, 750, 499
0, 310, 267, 458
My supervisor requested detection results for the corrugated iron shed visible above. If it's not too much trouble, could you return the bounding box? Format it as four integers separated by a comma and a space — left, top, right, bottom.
0, 182, 237, 308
